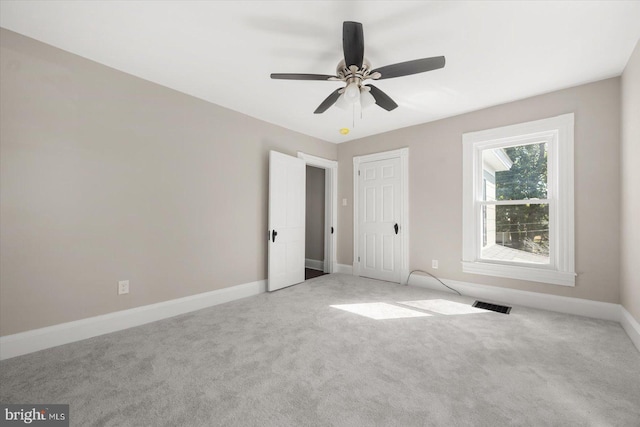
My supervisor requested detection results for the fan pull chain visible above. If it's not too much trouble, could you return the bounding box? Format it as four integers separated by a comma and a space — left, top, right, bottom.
352, 104, 355, 128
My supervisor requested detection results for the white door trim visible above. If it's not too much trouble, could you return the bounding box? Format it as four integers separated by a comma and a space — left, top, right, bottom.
297, 152, 338, 273
353, 148, 409, 284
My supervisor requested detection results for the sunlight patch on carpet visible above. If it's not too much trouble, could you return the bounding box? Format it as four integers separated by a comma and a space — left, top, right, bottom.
399, 299, 491, 315
330, 303, 432, 320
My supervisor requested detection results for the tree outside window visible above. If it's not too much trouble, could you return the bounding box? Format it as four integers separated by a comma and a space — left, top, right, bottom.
480, 142, 549, 264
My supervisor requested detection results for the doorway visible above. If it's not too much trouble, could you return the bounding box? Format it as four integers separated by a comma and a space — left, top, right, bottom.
298, 152, 338, 278
267, 151, 337, 291
305, 165, 327, 280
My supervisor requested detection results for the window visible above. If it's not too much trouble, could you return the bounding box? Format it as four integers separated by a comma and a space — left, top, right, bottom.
462, 114, 575, 286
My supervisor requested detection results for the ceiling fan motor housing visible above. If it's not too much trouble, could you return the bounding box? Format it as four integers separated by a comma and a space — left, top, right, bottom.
336, 58, 380, 90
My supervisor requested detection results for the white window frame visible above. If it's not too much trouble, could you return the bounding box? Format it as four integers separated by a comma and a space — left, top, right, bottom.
462, 114, 576, 286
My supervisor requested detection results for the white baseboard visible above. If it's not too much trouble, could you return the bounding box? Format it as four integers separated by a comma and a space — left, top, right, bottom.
408, 275, 621, 322
620, 307, 640, 352
305, 258, 324, 271
335, 264, 353, 274
4, 274, 635, 360
0, 280, 266, 360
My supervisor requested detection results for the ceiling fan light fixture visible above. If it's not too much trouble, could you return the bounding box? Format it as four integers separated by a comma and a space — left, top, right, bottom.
334, 93, 352, 110
360, 88, 376, 109
344, 82, 360, 103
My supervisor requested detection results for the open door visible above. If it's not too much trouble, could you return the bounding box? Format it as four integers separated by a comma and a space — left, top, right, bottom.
268, 151, 306, 291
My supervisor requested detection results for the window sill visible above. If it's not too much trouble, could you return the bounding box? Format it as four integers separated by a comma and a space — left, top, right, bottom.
461, 261, 576, 287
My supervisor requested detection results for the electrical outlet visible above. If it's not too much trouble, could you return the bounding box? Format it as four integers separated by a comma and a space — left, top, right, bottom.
432, 260, 439, 269
118, 280, 130, 295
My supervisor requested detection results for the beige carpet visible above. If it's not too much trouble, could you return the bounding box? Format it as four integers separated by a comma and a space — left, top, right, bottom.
1, 274, 639, 426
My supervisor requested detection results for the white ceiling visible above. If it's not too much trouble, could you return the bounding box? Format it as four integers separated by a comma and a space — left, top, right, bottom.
1, 1, 639, 143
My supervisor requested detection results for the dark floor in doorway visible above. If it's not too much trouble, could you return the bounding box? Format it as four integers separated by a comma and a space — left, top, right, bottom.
305, 268, 327, 280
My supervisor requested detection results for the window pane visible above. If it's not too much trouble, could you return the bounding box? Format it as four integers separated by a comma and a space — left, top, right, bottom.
481, 142, 548, 201
481, 203, 549, 264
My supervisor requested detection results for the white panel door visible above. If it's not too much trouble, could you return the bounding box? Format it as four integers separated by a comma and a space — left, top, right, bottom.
268, 151, 306, 291
358, 157, 401, 282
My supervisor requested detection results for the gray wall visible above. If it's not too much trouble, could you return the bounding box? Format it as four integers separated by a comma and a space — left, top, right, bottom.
621, 40, 640, 322
0, 29, 337, 336
338, 78, 621, 304
305, 166, 325, 263
0, 26, 633, 337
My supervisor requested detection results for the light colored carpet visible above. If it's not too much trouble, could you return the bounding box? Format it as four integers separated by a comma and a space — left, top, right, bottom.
1, 274, 639, 426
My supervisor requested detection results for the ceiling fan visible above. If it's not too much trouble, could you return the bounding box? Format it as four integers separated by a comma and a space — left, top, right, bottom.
270, 21, 445, 114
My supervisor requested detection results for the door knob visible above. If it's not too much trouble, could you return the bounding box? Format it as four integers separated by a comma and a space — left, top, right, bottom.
394, 223, 399, 234
272, 229, 278, 242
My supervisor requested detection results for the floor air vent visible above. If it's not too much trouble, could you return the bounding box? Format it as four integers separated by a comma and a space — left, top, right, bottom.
473, 301, 512, 314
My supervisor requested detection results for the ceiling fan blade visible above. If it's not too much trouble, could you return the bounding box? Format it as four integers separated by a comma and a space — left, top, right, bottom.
314, 88, 342, 114
367, 85, 398, 111
270, 73, 337, 80
343, 21, 364, 68
372, 56, 445, 79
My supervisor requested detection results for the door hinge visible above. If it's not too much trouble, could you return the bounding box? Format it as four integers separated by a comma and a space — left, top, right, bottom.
358, 256, 360, 262
358, 170, 360, 176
